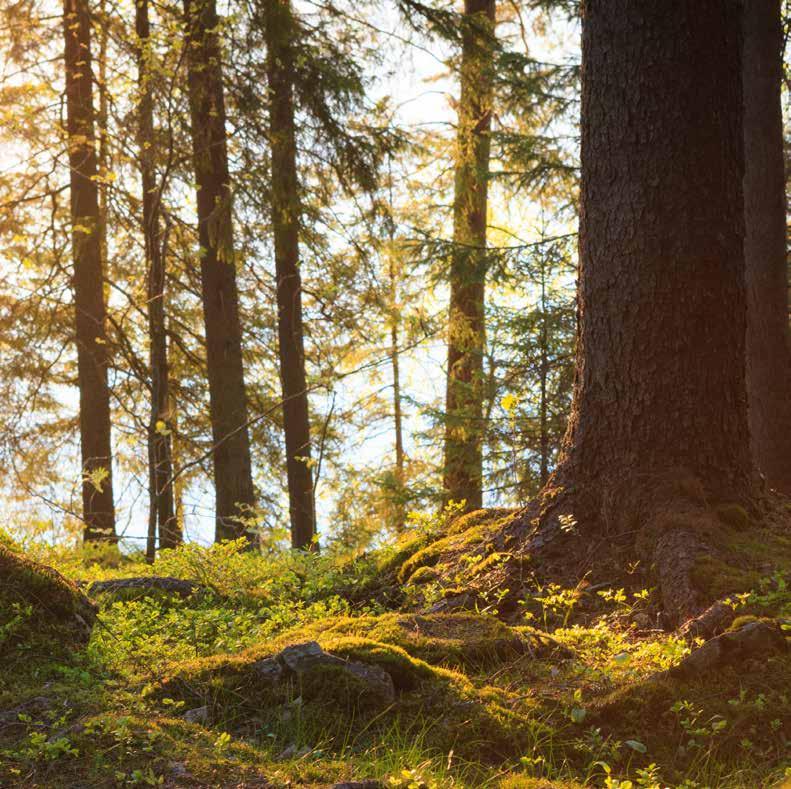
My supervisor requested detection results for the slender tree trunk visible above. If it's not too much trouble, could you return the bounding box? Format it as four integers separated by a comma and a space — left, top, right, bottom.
538, 260, 549, 487
97, 0, 109, 271
744, 0, 791, 495
443, 0, 496, 512
62, 0, 116, 542
183, 0, 256, 542
390, 250, 406, 531
169, 385, 187, 537
136, 0, 179, 551
265, 0, 316, 550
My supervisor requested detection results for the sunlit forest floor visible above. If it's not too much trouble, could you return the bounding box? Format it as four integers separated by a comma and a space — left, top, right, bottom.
1, 506, 790, 788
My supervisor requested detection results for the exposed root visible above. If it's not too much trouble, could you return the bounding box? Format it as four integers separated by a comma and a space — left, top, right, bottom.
678, 599, 736, 641
85, 576, 204, 598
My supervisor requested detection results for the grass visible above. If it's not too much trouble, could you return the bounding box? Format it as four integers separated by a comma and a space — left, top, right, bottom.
0, 513, 789, 788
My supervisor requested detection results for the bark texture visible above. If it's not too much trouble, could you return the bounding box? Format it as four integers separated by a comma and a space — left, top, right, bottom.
461, 1, 758, 626
62, 0, 116, 542
743, 0, 791, 495
265, 0, 316, 550
443, 0, 496, 512
183, 0, 256, 542
559, 0, 752, 502
136, 0, 179, 554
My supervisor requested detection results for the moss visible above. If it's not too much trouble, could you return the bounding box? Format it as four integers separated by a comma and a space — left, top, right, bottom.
691, 555, 762, 599
287, 612, 551, 670
715, 503, 750, 531
398, 516, 504, 585
155, 613, 546, 760
447, 507, 515, 537
377, 531, 437, 576
590, 652, 791, 783
0, 545, 96, 662
687, 517, 791, 602
404, 565, 438, 585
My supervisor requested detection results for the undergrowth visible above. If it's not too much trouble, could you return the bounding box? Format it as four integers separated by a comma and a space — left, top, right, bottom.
0, 511, 789, 787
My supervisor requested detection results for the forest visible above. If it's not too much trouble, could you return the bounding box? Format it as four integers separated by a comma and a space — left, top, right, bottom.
0, 0, 789, 786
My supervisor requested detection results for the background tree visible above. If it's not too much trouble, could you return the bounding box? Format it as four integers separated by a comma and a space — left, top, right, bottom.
136, 0, 179, 556
183, 0, 256, 542
744, 0, 791, 496
264, 0, 316, 550
62, 0, 116, 542
444, 0, 496, 512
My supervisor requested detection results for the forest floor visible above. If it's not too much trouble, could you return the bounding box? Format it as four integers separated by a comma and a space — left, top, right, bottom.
1, 504, 790, 788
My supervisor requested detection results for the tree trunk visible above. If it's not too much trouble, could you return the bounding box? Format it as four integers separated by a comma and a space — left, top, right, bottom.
538, 259, 549, 488
136, 0, 179, 551
265, 0, 316, 550
183, 0, 256, 543
390, 246, 406, 532
62, 0, 116, 543
472, 1, 756, 626
559, 0, 752, 499
743, 0, 791, 495
443, 0, 496, 512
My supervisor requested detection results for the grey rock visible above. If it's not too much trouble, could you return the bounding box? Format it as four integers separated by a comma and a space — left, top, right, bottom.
182, 705, 209, 725
671, 620, 787, 678
280, 640, 325, 672
86, 576, 203, 598
258, 641, 395, 704
251, 656, 284, 683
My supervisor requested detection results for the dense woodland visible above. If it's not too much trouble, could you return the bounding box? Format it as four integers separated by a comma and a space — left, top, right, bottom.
0, 1, 790, 787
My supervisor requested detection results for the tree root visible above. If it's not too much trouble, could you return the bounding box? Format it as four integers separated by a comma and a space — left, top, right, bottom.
85, 576, 204, 598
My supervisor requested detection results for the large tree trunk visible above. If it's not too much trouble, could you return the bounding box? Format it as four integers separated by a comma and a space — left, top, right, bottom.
265, 0, 316, 550
62, 0, 116, 543
183, 0, 256, 542
136, 0, 179, 553
456, 1, 756, 626
744, 0, 791, 495
562, 1, 751, 502
443, 0, 496, 512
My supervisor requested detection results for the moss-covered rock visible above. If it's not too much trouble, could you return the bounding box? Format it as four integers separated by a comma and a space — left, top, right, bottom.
0, 545, 96, 660
155, 612, 552, 760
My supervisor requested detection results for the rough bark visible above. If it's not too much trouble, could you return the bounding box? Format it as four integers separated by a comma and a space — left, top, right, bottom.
471, 1, 757, 626
744, 0, 791, 495
183, 0, 256, 542
136, 0, 179, 554
390, 256, 406, 532
561, 1, 752, 503
443, 0, 496, 512
62, 0, 116, 542
265, 0, 316, 550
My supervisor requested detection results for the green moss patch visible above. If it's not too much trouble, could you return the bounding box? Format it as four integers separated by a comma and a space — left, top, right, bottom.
398, 510, 511, 586
0, 545, 96, 663
155, 613, 549, 760
691, 524, 791, 600
589, 651, 791, 784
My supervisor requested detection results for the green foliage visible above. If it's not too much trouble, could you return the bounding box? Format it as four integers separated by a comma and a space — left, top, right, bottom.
1, 536, 790, 787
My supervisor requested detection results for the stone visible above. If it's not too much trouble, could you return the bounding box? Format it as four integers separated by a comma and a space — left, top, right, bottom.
264, 641, 395, 704
182, 705, 209, 725
671, 619, 787, 678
